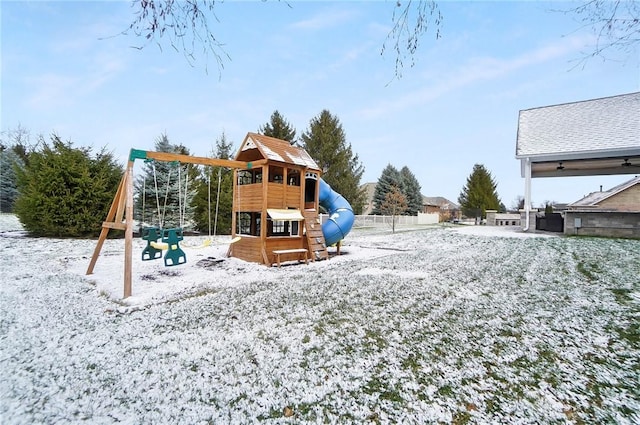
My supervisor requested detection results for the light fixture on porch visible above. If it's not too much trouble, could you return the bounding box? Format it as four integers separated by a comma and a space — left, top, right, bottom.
556, 162, 564, 170
622, 158, 631, 167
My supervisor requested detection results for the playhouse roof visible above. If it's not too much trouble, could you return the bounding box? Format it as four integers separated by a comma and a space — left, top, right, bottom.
236, 132, 320, 171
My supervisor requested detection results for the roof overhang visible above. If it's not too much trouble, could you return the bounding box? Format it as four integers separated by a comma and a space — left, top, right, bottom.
519, 154, 640, 178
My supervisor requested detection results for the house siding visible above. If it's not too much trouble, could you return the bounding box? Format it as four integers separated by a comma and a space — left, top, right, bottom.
598, 184, 640, 211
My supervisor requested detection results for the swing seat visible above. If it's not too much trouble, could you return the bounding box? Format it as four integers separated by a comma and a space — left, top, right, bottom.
181, 238, 212, 249
141, 227, 163, 261
150, 241, 169, 250
162, 228, 187, 267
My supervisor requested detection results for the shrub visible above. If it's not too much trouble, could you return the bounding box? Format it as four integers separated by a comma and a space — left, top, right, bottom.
14, 135, 123, 237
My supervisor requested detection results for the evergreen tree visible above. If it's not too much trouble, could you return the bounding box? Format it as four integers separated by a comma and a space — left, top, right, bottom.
259, 110, 297, 144
400, 166, 423, 215
0, 126, 32, 213
192, 132, 235, 235
0, 148, 24, 213
300, 110, 365, 213
135, 133, 199, 230
372, 164, 402, 215
13, 135, 122, 237
457, 164, 502, 219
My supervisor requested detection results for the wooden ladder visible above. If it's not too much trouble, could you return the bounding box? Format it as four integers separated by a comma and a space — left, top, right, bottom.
303, 210, 329, 262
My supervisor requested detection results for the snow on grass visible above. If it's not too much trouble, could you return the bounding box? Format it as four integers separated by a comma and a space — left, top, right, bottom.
1, 213, 639, 424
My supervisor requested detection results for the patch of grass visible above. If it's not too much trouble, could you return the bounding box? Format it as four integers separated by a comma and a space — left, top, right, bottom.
576, 260, 599, 281
614, 324, 639, 345
229, 392, 248, 407
452, 410, 472, 424
363, 376, 404, 403
401, 352, 422, 374
256, 407, 281, 420
610, 287, 633, 304
363, 328, 387, 350
164, 288, 218, 305
437, 384, 454, 397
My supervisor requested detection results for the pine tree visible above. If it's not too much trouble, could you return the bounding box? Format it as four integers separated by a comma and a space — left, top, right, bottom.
300, 110, 365, 213
399, 166, 423, 215
0, 149, 24, 213
192, 132, 235, 235
13, 135, 122, 237
259, 110, 297, 144
372, 164, 402, 215
0, 126, 32, 213
135, 133, 199, 230
457, 164, 502, 219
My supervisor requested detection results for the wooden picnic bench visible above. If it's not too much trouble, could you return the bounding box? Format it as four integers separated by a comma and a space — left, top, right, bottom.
272, 248, 309, 267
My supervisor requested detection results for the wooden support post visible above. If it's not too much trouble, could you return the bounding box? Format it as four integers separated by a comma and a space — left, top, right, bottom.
86, 161, 135, 299
123, 161, 134, 298
86, 172, 127, 275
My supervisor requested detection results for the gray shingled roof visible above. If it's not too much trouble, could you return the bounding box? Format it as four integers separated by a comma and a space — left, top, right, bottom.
422, 196, 459, 209
568, 175, 640, 207
516, 92, 640, 160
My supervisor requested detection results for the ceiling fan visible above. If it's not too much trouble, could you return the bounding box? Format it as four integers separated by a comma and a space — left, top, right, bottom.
621, 158, 640, 168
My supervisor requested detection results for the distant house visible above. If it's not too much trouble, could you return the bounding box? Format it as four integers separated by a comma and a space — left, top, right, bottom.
564, 176, 640, 238
422, 196, 460, 222
359, 182, 458, 220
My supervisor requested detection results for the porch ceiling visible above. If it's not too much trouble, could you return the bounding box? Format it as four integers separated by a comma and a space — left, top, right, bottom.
528, 154, 640, 178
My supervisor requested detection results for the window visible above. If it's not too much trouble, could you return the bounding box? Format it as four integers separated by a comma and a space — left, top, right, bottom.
238, 170, 252, 186
268, 220, 300, 237
287, 169, 300, 186
269, 165, 284, 184
266, 209, 302, 237
238, 169, 262, 185
236, 212, 261, 236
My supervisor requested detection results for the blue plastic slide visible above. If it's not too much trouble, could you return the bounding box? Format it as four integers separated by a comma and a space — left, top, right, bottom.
318, 178, 355, 246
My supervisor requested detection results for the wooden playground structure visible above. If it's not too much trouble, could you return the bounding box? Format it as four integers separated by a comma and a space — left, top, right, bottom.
87, 133, 330, 298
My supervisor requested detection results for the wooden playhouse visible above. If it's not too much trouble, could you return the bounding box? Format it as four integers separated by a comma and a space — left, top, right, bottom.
87, 132, 353, 298
228, 133, 329, 266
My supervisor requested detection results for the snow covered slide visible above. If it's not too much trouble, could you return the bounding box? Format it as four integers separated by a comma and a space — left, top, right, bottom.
318, 178, 354, 246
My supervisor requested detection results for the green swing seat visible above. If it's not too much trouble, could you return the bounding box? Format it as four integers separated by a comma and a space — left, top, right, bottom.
141, 227, 163, 261
161, 228, 187, 267
141, 226, 187, 266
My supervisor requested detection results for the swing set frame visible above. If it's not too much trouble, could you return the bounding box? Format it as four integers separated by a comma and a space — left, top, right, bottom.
86, 148, 266, 298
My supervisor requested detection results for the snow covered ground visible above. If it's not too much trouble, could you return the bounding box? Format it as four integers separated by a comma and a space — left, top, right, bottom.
1, 213, 638, 424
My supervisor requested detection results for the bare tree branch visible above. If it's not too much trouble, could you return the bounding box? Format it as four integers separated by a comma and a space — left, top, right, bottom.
125, 0, 230, 76
552, 0, 640, 66
381, 0, 443, 81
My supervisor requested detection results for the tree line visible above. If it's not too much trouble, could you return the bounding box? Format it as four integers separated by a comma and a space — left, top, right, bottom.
1, 112, 507, 237
0, 110, 369, 237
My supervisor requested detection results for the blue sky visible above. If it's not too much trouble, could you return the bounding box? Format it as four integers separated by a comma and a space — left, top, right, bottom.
2, 1, 639, 208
